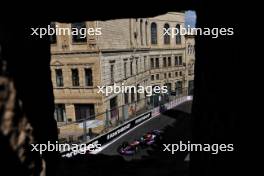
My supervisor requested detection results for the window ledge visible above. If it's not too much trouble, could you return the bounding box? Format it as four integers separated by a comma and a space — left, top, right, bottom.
72, 42, 87, 45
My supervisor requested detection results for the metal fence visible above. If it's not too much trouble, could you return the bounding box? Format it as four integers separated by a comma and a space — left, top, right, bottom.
57, 87, 190, 144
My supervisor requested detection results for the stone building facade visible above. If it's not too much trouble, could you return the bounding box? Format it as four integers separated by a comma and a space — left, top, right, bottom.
50, 12, 195, 136
185, 35, 195, 95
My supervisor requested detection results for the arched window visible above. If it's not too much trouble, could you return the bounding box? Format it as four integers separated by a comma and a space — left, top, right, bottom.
151, 22, 157, 45
140, 19, 143, 45
145, 21, 148, 46
164, 23, 170, 45
176, 24, 181, 44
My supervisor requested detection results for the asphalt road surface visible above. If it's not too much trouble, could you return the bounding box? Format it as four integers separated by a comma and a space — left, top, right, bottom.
101, 100, 192, 161
57, 100, 192, 176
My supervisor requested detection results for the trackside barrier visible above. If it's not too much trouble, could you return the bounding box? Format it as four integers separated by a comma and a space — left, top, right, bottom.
151, 95, 193, 117
61, 95, 193, 158
61, 111, 152, 157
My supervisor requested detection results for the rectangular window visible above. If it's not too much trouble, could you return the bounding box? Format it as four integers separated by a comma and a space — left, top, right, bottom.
110, 65, 114, 83
110, 96, 118, 110
54, 104, 66, 122
75, 104, 95, 121
164, 73, 167, 79
168, 57, 171, 66
85, 68, 93, 86
176, 81, 183, 94
151, 75, 154, 80
71, 69, 79, 86
188, 80, 194, 95
131, 87, 135, 102
156, 74, 159, 80
155, 58, 159, 68
136, 59, 138, 74
163, 57, 167, 67
168, 73, 171, 78
179, 56, 183, 65
72, 22, 87, 43
151, 58, 154, 69
50, 22, 57, 44
165, 83, 172, 93
175, 56, 179, 66
179, 71, 182, 76
55, 69, 63, 87
144, 56, 146, 71
175, 81, 183, 96
175, 72, 178, 77
124, 62, 127, 78
137, 84, 140, 101
130, 61, 133, 76
124, 93, 129, 104
110, 97, 118, 118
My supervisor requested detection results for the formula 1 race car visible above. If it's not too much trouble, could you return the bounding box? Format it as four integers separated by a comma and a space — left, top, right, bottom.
139, 129, 163, 147
118, 140, 140, 155
118, 129, 163, 155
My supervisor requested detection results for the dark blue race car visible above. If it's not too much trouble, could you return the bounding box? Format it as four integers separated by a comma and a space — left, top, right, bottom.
139, 129, 163, 147
118, 129, 163, 155
118, 140, 140, 155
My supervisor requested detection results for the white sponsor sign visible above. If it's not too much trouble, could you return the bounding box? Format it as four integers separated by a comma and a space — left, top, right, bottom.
79, 120, 104, 129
